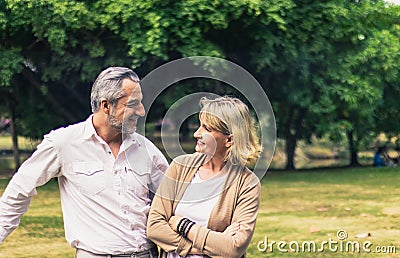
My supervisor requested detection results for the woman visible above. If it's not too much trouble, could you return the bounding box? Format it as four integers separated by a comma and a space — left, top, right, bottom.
147, 96, 262, 258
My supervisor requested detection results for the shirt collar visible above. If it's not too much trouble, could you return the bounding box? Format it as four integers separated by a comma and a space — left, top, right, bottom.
84, 115, 140, 149
121, 132, 140, 151
83, 115, 97, 139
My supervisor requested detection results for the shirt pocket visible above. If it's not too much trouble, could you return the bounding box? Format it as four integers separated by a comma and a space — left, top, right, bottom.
126, 168, 150, 196
73, 162, 105, 196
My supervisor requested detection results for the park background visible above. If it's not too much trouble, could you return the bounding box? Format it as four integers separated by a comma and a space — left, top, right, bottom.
0, 0, 399, 257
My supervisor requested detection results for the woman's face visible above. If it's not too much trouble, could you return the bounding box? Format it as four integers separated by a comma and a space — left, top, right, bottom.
193, 117, 231, 158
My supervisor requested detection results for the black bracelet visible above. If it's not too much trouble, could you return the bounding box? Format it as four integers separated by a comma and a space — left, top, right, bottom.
183, 221, 192, 237
177, 218, 186, 233
178, 218, 189, 235
184, 221, 195, 238
180, 219, 191, 235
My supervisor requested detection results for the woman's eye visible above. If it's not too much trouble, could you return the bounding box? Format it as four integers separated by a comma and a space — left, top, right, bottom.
203, 125, 211, 132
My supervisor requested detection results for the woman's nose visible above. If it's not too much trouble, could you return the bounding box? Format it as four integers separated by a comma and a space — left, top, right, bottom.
193, 127, 202, 138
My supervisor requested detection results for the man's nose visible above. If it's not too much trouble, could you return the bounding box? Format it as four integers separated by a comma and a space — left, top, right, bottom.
136, 103, 145, 117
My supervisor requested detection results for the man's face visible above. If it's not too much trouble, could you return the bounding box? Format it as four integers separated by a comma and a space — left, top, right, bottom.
108, 79, 145, 134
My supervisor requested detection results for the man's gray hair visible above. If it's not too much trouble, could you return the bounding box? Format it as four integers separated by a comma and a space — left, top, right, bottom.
90, 67, 140, 112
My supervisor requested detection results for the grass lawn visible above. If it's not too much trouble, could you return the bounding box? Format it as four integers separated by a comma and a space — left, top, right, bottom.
0, 135, 39, 151
0, 166, 399, 257
249, 166, 399, 257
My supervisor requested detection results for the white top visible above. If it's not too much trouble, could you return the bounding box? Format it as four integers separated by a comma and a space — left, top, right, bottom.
168, 171, 227, 258
0, 116, 168, 255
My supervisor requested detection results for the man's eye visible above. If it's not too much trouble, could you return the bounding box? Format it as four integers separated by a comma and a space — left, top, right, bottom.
125, 102, 138, 108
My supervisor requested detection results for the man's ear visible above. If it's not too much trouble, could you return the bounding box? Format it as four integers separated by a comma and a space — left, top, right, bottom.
101, 99, 110, 114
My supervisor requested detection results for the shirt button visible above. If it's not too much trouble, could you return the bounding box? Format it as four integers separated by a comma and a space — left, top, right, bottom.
121, 205, 129, 213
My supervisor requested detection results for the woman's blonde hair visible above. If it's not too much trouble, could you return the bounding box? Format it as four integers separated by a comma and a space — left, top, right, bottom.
199, 96, 262, 166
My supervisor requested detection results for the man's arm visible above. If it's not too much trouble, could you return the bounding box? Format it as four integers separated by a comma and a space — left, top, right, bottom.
0, 135, 62, 243
148, 140, 169, 194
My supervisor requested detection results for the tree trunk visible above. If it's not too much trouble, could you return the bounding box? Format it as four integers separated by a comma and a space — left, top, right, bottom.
4, 91, 21, 173
8, 96, 21, 173
1, 88, 21, 174
285, 134, 297, 170
284, 107, 306, 170
347, 129, 360, 167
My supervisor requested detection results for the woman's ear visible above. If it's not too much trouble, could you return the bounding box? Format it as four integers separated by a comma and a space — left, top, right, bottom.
226, 134, 233, 148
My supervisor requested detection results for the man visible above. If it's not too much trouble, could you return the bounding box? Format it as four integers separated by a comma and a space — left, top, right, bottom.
0, 67, 168, 257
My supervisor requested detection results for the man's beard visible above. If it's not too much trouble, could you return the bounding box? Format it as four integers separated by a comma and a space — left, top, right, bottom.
108, 112, 136, 134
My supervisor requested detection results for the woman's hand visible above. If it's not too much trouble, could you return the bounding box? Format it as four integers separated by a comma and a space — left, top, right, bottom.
168, 215, 183, 232
223, 222, 240, 236
189, 247, 202, 254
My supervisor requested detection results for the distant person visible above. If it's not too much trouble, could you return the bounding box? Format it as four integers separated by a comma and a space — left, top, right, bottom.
373, 147, 386, 167
0, 117, 10, 133
147, 96, 262, 257
373, 145, 397, 167
0, 67, 168, 257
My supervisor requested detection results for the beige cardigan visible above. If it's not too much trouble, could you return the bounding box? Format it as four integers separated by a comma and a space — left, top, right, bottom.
147, 152, 260, 258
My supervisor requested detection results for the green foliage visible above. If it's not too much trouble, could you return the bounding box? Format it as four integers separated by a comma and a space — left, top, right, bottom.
0, 0, 399, 168
243, 0, 400, 167
0, 48, 23, 87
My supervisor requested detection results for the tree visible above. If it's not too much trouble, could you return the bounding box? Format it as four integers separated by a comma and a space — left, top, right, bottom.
323, 1, 400, 166
368, 4, 400, 145
1, 0, 290, 167
1, 0, 399, 172
245, 0, 399, 169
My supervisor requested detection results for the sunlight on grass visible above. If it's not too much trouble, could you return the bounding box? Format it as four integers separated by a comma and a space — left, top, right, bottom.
0, 135, 39, 150
249, 167, 399, 257
0, 179, 75, 258
0, 167, 398, 257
